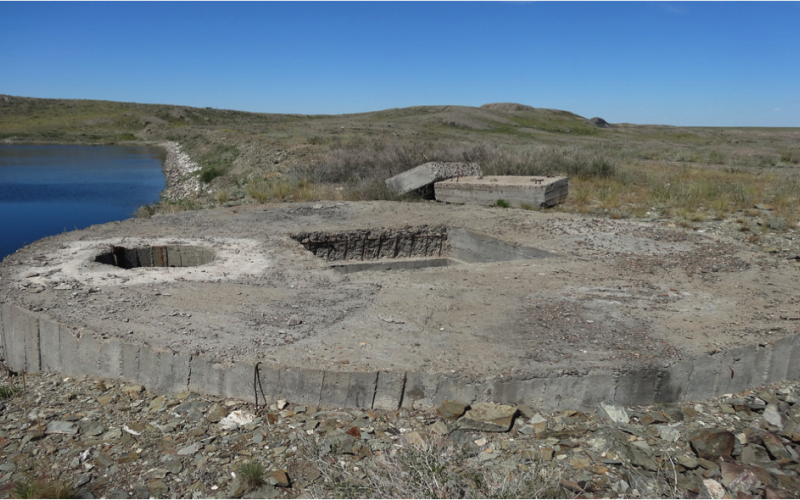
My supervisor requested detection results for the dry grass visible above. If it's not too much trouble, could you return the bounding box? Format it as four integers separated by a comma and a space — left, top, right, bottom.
303, 434, 568, 499
11, 476, 75, 499
3, 95, 799, 226
558, 160, 800, 227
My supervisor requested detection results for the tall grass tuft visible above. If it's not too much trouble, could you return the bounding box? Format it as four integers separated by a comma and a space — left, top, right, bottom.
12, 477, 75, 499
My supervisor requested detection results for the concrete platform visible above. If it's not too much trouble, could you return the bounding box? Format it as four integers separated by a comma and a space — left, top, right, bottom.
435, 175, 569, 208
1, 201, 798, 412
385, 162, 482, 194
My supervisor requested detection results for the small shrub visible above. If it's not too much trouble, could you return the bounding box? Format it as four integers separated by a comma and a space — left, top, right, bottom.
520, 202, 535, 210
707, 150, 726, 164
134, 204, 156, 219
12, 477, 75, 499
495, 199, 510, 208
198, 165, 224, 184
216, 190, 229, 204
587, 157, 617, 179
238, 462, 266, 492
246, 182, 270, 203
0, 385, 21, 399
780, 150, 799, 164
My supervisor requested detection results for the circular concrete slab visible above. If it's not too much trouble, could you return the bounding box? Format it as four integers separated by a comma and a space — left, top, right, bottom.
2, 201, 798, 411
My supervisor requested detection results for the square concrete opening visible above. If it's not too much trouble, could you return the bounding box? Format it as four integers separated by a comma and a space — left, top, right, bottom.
94, 245, 216, 269
291, 226, 555, 273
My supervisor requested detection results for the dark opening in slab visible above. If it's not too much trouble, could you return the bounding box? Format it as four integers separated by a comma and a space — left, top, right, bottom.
94, 245, 216, 269
292, 226, 555, 273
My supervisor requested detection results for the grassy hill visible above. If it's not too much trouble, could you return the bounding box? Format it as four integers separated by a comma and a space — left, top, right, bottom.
2, 94, 799, 233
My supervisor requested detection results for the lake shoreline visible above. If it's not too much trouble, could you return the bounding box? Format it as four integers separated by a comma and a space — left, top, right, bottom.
159, 141, 201, 202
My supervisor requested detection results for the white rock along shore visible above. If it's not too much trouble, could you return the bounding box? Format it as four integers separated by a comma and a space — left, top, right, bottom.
160, 141, 201, 202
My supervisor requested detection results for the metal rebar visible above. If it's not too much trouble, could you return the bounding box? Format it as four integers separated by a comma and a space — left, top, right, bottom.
361, 235, 367, 261
376, 234, 384, 259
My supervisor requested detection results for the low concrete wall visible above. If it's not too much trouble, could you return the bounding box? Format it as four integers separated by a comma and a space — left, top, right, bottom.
1, 302, 797, 411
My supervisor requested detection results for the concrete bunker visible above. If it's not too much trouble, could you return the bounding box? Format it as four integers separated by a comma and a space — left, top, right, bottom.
291, 226, 556, 273
94, 244, 216, 269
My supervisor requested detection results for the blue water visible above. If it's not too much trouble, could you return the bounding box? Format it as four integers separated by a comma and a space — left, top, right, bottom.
0, 144, 166, 260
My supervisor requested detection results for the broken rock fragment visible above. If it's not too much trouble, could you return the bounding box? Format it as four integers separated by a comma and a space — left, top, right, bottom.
456, 402, 517, 432
435, 400, 469, 421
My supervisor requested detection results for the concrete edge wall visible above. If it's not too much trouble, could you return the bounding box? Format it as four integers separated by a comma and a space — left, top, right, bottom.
1, 303, 798, 412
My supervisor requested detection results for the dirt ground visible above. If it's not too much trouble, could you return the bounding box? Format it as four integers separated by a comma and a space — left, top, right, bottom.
2, 201, 799, 381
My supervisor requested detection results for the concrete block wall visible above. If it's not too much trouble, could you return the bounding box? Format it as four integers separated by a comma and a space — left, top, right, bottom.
1, 303, 798, 412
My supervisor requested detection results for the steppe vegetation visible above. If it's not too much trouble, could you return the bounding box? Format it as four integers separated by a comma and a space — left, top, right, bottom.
2, 95, 799, 232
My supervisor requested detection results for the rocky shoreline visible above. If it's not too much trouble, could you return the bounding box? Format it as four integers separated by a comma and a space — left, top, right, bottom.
0, 369, 798, 499
159, 141, 202, 202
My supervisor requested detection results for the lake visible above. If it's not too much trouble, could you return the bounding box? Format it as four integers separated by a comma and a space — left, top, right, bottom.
0, 144, 166, 260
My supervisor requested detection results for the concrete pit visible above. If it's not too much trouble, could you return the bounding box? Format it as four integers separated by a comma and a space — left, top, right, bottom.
1, 201, 799, 412
291, 226, 556, 273
94, 244, 216, 269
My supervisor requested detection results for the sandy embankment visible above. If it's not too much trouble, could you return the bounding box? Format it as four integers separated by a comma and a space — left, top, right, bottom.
159, 141, 202, 201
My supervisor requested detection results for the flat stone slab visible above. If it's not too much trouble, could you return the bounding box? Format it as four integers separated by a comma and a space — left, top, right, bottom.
456, 403, 518, 432
2, 201, 799, 411
435, 175, 568, 207
385, 161, 482, 194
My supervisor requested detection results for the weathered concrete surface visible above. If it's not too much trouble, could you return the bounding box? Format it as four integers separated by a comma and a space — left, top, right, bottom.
435, 175, 569, 208
1, 201, 799, 411
385, 161, 482, 194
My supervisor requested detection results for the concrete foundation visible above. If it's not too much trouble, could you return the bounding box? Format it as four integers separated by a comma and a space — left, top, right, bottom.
435, 175, 569, 208
1, 201, 798, 412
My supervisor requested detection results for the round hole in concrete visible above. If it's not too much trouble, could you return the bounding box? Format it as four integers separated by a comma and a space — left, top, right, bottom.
94, 245, 215, 269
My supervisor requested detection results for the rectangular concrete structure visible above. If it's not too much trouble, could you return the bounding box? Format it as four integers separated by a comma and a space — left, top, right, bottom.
615, 368, 659, 406
765, 337, 793, 383
2, 304, 31, 373
256, 363, 283, 404
98, 338, 124, 380
4, 297, 800, 413
373, 371, 406, 411
682, 354, 722, 402
787, 338, 800, 381
482, 377, 549, 407
345, 371, 378, 409
282, 368, 324, 406
57, 327, 81, 378
188, 356, 225, 396
433, 375, 479, 407
39, 317, 61, 374
320, 370, 351, 408
222, 360, 258, 402
120, 342, 141, 383
160, 351, 191, 394
386, 162, 482, 195
654, 360, 693, 403
435, 175, 568, 208
1, 303, 25, 372
21, 307, 40, 373
542, 375, 589, 411
402, 372, 440, 410
578, 371, 617, 409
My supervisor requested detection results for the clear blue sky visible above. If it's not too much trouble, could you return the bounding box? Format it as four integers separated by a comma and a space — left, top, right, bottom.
2, 2, 798, 127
